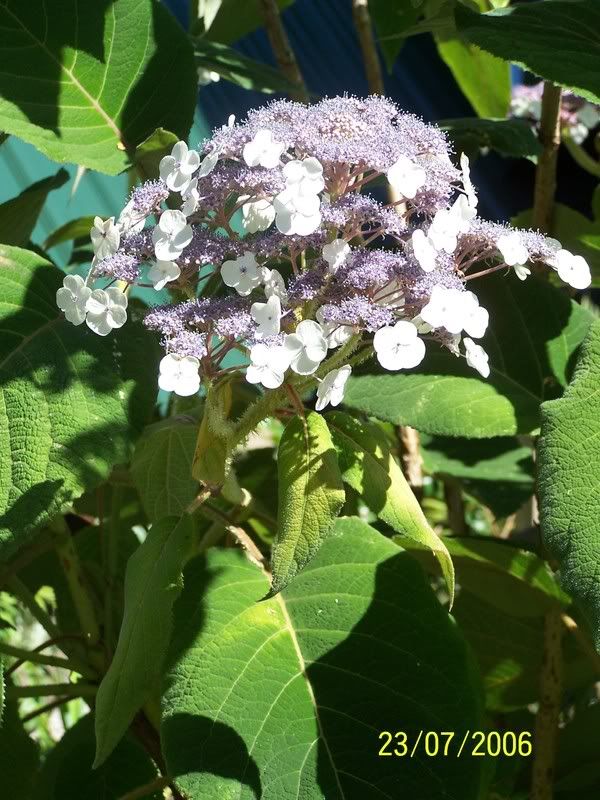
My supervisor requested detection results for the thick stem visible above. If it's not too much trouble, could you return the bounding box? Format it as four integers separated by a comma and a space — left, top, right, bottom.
0, 641, 89, 676
532, 82, 562, 235
531, 608, 563, 800
352, 0, 384, 95
443, 478, 467, 535
6, 576, 61, 640
258, 0, 309, 103
6, 682, 97, 699
398, 426, 424, 499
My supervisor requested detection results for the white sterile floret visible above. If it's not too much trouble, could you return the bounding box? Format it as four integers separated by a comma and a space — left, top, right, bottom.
246, 343, 291, 389
427, 208, 462, 254
316, 307, 354, 348
56, 274, 92, 326
159, 141, 200, 193
284, 320, 328, 375
148, 260, 181, 291
451, 194, 476, 228
251, 294, 282, 338
261, 267, 288, 303
464, 337, 490, 378
85, 287, 128, 336
322, 239, 351, 274
496, 232, 528, 267
514, 264, 531, 281
158, 354, 201, 396
273, 189, 322, 236
197, 148, 220, 178
411, 229, 437, 272
386, 155, 426, 200
152, 210, 193, 261
90, 216, 120, 262
460, 153, 478, 212
373, 320, 426, 371
117, 199, 145, 235
577, 104, 600, 131
315, 365, 352, 411
241, 197, 276, 233
243, 129, 286, 169
549, 249, 592, 290
282, 157, 325, 195
181, 178, 200, 217
420, 285, 488, 338
221, 251, 262, 296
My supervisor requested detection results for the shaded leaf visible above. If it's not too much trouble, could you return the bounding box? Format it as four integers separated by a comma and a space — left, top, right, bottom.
538, 321, 600, 648
0, 170, 69, 247
0, 698, 40, 798
44, 216, 95, 251
327, 411, 454, 600
270, 412, 344, 595
94, 515, 197, 766
370, 1, 420, 71
162, 517, 484, 800
0, 0, 197, 174
193, 0, 294, 44
194, 39, 299, 94
439, 117, 541, 159
131, 417, 199, 522
0, 246, 160, 560
134, 127, 179, 182
456, 1, 600, 106
345, 274, 593, 437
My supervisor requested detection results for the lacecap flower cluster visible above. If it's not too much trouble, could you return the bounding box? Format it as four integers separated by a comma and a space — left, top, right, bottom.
57, 96, 592, 407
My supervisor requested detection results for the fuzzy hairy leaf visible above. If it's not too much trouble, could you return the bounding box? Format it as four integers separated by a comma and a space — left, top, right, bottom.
345, 274, 593, 437
327, 411, 454, 600
456, 1, 600, 105
0, 246, 160, 560
0, 0, 196, 174
270, 412, 345, 594
0, 170, 69, 247
94, 515, 197, 766
538, 321, 600, 648
162, 517, 483, 800
131, 417, 199, 522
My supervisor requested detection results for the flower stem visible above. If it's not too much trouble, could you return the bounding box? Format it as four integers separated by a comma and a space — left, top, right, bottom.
258, 0, 309, 103
352, 0, 384, 96
533, 82, 563, 235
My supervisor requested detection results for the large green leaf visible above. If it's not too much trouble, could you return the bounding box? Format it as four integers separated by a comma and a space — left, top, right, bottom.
44, 216, 96, 251
327, 411, 454, 600
0, 170, 69, 247
538, 321, 600, 648
131, 417, 199, 522
0, 246, 160, 560
32, 713, 161, 800
94, 515, 196, 766
345, 274, 593, 437
162, 517, 484, 799
0, 698, 40, 798
438, 118, 542, 160
435, 36, 510, 118
194, 39, 299, 94
370, 0, 420, 71
270, 412, 344, 595
0, 0, 197, 174
456, 1, 600, 106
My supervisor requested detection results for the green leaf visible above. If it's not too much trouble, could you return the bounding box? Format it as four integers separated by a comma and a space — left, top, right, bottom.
370, 1, 420, 71
0, 0, 197, 174
455, 1, 600, 106
33, 713, 161, 800
0, 698, 40, 797
513, 204, 600, 287
556, 705, 600, 796
162, 517, 484, 799
94, 515, 196, 767
538, 321, 600, 649
345, 274, 594, 437
327, 411, 454, 600
0, 170, 69, 247
193, 0, 294, 44
453, 591, 595, 711
133, 128, 179, 183
271, 412, 344, 595
131, 417, 199, 522
0, 246, 160, 560
438, 117, 542, 159
420, 434, 534, 517
43, 216, 95, 251
194, 39, 299, 94
435, 36, 510, 118
400, 535, 568, 618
